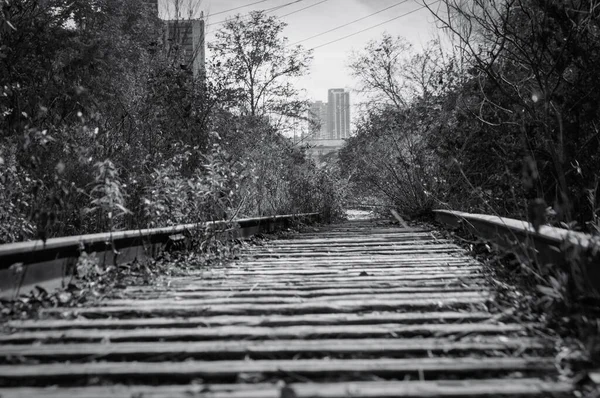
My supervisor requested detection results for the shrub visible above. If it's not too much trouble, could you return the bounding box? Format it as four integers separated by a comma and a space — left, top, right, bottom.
0, 144, 35, 243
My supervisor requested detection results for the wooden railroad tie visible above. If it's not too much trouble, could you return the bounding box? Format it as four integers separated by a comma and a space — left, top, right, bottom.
0, 219, 573, 397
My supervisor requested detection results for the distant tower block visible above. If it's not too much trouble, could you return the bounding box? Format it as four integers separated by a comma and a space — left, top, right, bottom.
327, 89, 350, 139
164, 13, 206, 78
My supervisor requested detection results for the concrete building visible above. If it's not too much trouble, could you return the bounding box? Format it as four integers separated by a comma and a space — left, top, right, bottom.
327, 88, 351, 139
309, 101, 328, 140
164, 15, 205, 78
141, 1, 206, 78
300, 90, 351, 165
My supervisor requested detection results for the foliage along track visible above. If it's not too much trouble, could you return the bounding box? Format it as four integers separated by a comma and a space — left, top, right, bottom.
0, 219, 574, 397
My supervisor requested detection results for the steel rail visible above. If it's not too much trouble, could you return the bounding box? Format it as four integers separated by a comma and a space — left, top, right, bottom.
0, 212, 321, 298
434, 209, 600, 296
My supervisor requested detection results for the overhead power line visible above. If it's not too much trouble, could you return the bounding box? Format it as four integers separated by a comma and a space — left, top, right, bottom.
309, 2, 440, 50
209, 0, 272, 17
264, 0, 306, 13
206, 0, 307, 27
289, 0, 410, 46
279, 0, 329, 18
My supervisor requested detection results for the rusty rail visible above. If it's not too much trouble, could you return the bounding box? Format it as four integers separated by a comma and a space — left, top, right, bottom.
434, 209, 600, 296
0, 213, 320, 299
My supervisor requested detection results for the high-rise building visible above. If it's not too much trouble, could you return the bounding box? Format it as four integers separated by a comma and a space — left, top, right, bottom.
309, 101, 328, 140
327, 88, 351, 139
164, 14, 205, 78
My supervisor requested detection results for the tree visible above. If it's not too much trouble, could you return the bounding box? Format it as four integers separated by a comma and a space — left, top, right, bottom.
0, 0, 164, 237
348, 33, 414, 110
209, 11, 312, 119
425, 0, 600, 225
0, 0, 215, 239
342, 35, 455, 217
348, 34, 448, 110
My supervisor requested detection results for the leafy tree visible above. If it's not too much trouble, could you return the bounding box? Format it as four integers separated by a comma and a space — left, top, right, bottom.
209, 11, 312, 119
0, 0, 207, 239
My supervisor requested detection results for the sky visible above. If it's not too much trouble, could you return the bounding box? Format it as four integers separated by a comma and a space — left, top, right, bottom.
161, 0, 446, 120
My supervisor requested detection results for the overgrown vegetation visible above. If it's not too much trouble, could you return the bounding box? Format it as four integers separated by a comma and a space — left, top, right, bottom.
340, 0, 600, 231
0, 1, 344, 245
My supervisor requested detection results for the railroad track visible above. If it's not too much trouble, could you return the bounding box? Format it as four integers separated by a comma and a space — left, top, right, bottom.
0, 219, 573, 397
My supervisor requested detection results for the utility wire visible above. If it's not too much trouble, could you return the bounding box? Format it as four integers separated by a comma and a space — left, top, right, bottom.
206, 0, 306, 27
278, 0, 329, 18
289, 0, 410, 46
208, 0, 272, 17
309, 2, 439, 50
264, 0, 306, 13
